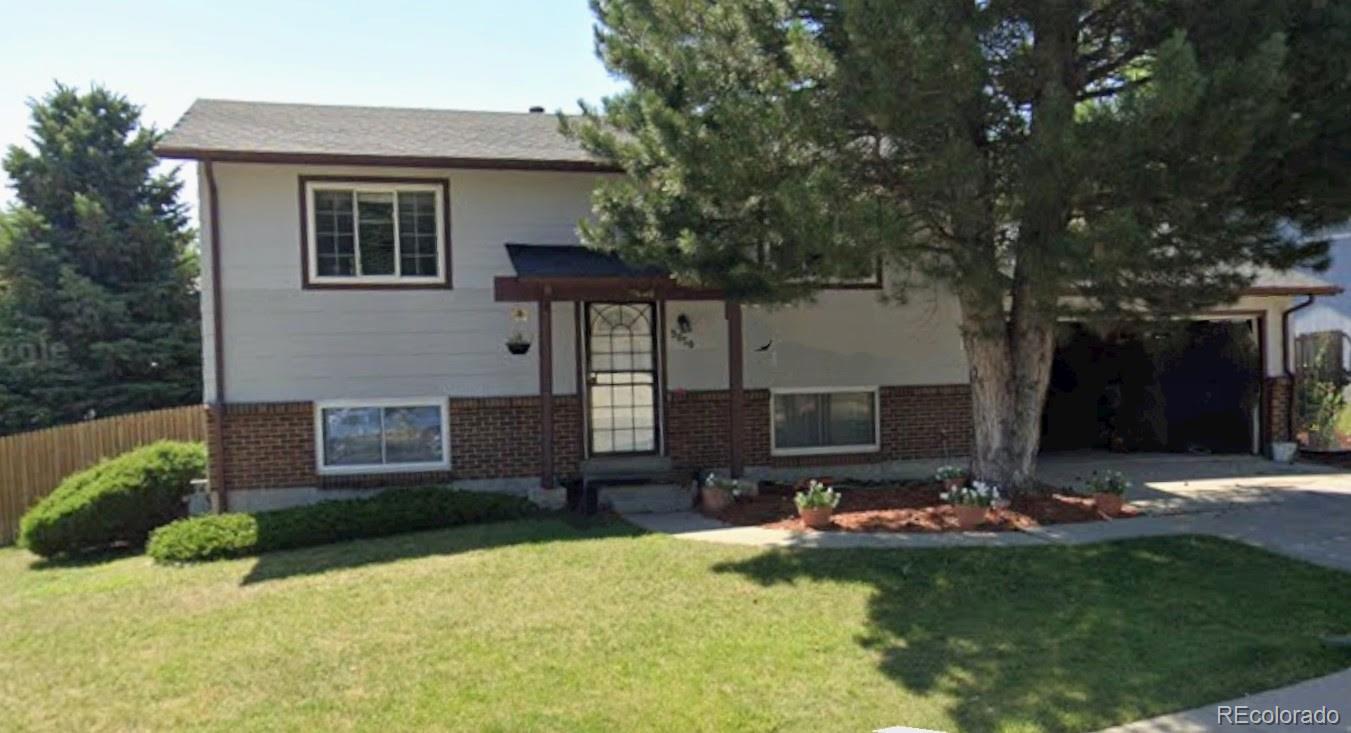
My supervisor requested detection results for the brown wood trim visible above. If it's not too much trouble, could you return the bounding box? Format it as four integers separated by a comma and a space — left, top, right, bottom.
726, 301, 745, 478
581, 301, 663, 457
574, 302, 586, 460
817, 256, 886, 290
1257, 314, 1270, 451
539, 297, 554, 490
1242, 285, 1342, 296
1200, 309, 1270, 317
298, 175, 453, 290
658, 298, 670, 457
156, 146, 622, 173
494, 276, 722, 302
203, 161, 229, 509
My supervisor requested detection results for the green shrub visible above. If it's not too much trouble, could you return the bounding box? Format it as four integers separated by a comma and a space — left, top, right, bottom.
18, 441, 207, 558
147, 487, 540, 563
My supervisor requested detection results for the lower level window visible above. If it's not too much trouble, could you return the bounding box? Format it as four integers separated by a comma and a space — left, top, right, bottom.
772, 389, 879, 455
318, 400, 449, 473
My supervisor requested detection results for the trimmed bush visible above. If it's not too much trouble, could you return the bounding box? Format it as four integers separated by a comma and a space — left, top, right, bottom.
147, 487, 540, 563
18, 441, 207, 558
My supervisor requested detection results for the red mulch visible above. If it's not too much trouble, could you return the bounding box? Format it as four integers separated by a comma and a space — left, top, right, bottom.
705, 481, 1139, 533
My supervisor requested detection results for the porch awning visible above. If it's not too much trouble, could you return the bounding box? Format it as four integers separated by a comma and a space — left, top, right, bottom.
494, 244, 723, 301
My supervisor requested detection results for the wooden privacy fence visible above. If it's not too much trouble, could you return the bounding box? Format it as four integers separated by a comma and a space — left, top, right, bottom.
0, 405, 206, 545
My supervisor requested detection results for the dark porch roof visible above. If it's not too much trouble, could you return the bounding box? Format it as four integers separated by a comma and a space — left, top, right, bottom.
505, 244, 668, 279
495, 244, 722, 301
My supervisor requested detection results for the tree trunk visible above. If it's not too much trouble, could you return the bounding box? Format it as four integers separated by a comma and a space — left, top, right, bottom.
959, 302, 1057, 492
954, 3, 1074, 492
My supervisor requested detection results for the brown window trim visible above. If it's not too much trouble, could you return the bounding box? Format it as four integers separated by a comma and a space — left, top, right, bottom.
298, 175, 453, 290
752, 245, 885, 291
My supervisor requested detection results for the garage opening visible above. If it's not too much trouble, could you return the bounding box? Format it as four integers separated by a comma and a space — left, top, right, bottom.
1041, 320, 1262, 454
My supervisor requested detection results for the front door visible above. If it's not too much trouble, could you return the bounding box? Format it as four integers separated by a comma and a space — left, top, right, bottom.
585, 302, 659, 455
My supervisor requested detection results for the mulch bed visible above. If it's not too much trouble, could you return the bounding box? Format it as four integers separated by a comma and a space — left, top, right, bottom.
705, 480, 1140, 533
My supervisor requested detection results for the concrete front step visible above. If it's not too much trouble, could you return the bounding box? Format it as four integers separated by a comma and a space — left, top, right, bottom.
582, 455, 675, 483
599, 482, 695, 513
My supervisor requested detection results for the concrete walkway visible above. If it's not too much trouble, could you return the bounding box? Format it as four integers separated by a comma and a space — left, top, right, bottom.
1094, 667, 1351, 732
625, 454, 1351, 571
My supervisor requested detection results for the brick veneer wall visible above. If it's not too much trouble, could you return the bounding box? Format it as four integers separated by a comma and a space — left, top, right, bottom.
213, 402, 315, 491
448, 396, 582, 480
664, 390, 733, 470
209, 396, 583, 492
211, 375, 1287, 492
1264, 376, 1293, 443
666, 384, 973, 471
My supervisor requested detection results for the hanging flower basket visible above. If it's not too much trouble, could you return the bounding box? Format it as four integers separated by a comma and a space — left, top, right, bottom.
506, 340, 532, 355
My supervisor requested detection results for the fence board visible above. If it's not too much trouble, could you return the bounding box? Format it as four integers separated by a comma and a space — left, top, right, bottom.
0, 406, 206, 545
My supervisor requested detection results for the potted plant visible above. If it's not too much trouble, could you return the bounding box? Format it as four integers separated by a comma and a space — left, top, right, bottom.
700, 474, 742, 512
1084, 470, 1130, 515
934, 465, 967, 492
505, 332, 532, 355
793, 480, 841, 529
941, 480, 1002, 530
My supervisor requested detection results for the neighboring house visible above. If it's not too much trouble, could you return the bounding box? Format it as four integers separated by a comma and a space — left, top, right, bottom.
157, 99, 1339, 512
1292, 227, 1351, 372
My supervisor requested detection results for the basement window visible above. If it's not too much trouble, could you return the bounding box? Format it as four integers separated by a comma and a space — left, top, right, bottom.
303, 179, 448, 286
771, 388, 880, 456
316, 399, 450, 474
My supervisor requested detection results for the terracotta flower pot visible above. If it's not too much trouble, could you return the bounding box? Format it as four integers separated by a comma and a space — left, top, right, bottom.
943, 477, 965, 492
799, 505, 834, 529
1094, 492, 1125, 516
953, 504, 986, 530
701, 486, 732, 512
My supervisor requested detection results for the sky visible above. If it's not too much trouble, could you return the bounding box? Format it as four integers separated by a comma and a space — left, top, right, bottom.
0, 0, 627, 211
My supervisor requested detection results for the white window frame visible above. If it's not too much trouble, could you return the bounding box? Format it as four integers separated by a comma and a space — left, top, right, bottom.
769, 386, 882, 457
314, 398, 451, 475
305, 181, 447, 285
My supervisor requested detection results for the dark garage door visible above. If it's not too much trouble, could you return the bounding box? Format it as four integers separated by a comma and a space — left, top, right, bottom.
1041, 321, 1261, 454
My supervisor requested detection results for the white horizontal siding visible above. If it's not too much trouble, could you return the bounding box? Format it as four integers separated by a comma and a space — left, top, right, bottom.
212, 163, 586, 402
206, 160, 1292, 405
662, 289, 970, 390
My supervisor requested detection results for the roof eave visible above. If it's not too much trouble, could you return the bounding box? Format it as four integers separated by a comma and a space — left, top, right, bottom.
1241, 285, 1344, 296
153, 146, 623, 173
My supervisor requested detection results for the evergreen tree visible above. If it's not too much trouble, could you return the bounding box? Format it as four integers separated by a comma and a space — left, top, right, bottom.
0, 84, 200, 435
567, 0, 1351, 488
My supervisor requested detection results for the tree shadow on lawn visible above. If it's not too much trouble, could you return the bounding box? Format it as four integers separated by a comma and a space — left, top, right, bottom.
713, 535, 1351, 732
241, 513, 639, 585
26, 544, 142, 570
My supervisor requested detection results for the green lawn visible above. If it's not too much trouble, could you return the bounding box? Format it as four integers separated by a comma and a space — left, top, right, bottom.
1, 519, 1348, 732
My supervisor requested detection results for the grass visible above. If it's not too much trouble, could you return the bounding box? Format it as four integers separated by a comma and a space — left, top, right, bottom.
1, 518, 1349, 732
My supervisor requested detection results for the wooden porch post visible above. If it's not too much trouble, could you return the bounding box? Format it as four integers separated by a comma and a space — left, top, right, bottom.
539, 295, 555, 490
727, 300, 744, 478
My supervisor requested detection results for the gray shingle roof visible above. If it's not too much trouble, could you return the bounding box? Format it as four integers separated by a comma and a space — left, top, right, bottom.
156, 99, 614, 171
505, 244, 667, 279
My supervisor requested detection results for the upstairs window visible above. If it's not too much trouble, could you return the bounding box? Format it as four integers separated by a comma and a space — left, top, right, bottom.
303, 179, 448, 287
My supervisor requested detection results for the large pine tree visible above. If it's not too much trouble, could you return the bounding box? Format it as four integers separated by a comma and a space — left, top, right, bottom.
567, 0, 1351, 488
0, 85, 200, 434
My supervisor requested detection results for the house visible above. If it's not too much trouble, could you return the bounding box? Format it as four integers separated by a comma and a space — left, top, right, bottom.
1292, 227, 1351, 371
157, 99, 1339, 512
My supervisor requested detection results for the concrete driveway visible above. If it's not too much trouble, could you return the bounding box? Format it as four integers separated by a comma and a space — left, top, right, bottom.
1037, 452, 1351, 572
